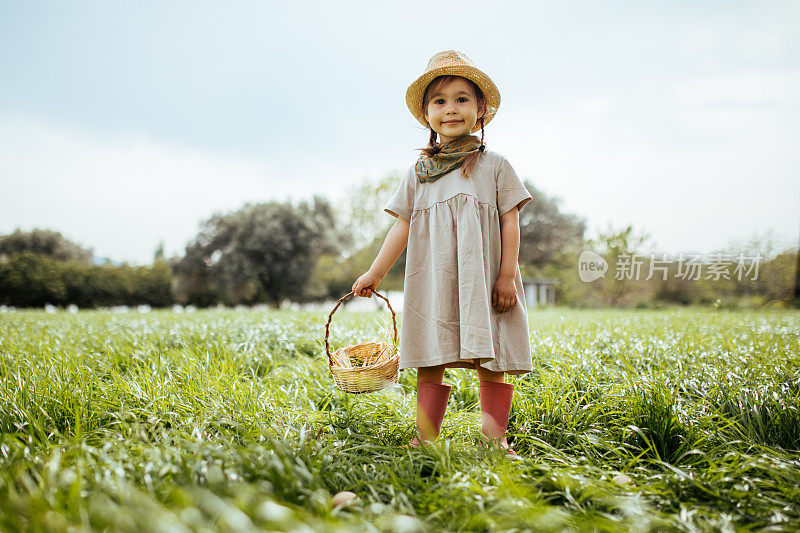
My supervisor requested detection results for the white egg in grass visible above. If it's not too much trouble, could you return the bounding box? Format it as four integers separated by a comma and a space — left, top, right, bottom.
332, 491, 359, 509
612, 473, 634, 486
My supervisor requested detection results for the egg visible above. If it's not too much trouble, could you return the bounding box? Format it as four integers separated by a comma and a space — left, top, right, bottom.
612, 473, 634, 486
332, 491, 358, 509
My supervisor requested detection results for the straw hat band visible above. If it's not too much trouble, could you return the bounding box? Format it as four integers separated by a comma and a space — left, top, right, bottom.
406, 50, 501, 133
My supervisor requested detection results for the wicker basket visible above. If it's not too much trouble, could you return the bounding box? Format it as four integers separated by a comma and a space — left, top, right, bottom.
324, 290, 399, 394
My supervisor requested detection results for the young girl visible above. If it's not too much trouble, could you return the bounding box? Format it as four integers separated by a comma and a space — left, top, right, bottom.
352, 50, 533, 454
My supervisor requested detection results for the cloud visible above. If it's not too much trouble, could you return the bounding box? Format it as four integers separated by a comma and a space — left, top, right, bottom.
489, 71, 800, 256
0, 114, 336, 264
675, 70, 800, 111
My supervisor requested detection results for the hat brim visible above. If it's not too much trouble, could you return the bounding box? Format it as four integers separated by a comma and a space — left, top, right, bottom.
406, 65, 501, 133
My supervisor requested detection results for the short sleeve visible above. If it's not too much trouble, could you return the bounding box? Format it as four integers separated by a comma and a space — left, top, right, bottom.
496, 157, 532, 216
384, 166, 416, 222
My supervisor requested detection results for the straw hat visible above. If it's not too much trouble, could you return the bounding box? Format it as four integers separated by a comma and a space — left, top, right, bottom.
406, 50, 501, 133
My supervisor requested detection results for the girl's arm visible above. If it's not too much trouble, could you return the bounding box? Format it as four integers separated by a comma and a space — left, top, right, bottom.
352, 216, 410, 297
493, 206, 520, 313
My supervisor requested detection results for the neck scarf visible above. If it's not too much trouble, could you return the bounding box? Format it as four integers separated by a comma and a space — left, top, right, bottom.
415, 135, 484, 183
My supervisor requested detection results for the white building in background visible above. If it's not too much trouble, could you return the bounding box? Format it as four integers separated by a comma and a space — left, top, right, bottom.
522, 278, 558, 307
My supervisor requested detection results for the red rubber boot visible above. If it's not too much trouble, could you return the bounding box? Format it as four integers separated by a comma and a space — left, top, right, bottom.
403, 382, 452, 448
478, 381, 517, 455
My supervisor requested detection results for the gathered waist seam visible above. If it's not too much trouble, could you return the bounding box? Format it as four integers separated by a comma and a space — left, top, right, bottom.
412, 192, 497, 214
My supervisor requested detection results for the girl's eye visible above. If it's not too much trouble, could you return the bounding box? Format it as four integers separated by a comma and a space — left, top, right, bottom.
433, 97, 468, 104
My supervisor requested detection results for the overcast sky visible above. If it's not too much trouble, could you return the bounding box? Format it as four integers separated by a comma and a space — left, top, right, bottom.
1, 1, 798, 265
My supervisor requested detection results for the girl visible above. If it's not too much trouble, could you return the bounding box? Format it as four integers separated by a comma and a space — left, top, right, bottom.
352, 50, 533, 455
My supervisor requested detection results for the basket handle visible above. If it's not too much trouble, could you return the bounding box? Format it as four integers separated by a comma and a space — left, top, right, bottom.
324, 290, 398, 366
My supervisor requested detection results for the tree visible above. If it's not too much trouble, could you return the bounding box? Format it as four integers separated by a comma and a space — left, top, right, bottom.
794, 244, 800, 307
339, 172, 400, 257
312, 232, 407, 300
0, 252, 174, 308
175, 197, 342, 307
154, 241, 166, 263
590, 224, 652, 306
0, 253, 67, 306
0, 228, 94, 263
308, 172, 406, 299
518, 181, 587, 269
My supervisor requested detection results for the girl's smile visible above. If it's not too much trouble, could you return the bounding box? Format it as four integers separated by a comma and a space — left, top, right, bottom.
424, 77, 485, 144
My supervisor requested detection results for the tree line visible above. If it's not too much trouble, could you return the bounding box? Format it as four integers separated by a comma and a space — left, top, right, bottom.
1, 174, 797, 309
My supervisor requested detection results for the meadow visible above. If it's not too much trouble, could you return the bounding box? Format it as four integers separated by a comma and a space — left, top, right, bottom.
1, 306, 799, 532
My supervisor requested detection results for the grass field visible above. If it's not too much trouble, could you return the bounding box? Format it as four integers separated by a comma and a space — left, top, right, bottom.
1, 307, 799, 532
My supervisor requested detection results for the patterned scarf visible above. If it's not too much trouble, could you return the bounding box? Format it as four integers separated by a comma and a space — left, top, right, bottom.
415, 135, 484, 183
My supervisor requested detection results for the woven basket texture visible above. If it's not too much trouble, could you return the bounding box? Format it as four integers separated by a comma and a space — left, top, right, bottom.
325, 291, 399, 394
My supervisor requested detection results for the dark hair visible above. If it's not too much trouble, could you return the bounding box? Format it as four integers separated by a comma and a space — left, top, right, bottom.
418, 75, 486, 179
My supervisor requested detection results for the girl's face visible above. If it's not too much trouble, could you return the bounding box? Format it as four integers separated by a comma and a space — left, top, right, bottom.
424, 77, 485, 145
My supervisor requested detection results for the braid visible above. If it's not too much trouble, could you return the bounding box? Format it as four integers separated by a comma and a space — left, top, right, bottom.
429, 128, 440, 154
459, 117, 487, 180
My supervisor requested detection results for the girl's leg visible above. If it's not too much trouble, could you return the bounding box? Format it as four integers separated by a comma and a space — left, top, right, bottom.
405, 364, 450, 447
473, 360, 514, 452
417, 363, 446, 385
472, 359, 505, 383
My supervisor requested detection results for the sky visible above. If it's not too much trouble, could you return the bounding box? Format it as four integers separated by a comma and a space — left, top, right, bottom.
1, 1, 799, 265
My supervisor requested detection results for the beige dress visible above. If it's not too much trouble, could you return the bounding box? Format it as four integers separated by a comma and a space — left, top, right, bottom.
384, 150, 534, 375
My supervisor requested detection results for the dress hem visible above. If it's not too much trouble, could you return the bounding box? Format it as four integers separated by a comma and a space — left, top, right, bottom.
400, 356, 533, 375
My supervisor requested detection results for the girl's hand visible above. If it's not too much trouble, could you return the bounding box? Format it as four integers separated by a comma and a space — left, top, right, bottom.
352, 270, 382, 298
492, 276, 517, 313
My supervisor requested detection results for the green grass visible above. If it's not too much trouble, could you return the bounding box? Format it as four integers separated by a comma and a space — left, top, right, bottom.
1, 307, 799, 532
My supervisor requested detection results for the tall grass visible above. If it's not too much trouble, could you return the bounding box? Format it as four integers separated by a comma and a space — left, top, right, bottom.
0, 307, 798, 531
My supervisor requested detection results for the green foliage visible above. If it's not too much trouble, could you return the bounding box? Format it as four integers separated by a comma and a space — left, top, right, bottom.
542, 223, 799, 309
518, 180, 587, 268
312, 173, 406, 300
0, 307, 799, 531
591, 224, 652, 307
174, 198, 344, 307
313, 237, 406, 301
339, 172, 400, 257
0, 253, 173, 308
0, 228, 94, 264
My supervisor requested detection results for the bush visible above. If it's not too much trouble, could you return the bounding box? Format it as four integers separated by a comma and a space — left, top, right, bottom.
0, 253, 174, 308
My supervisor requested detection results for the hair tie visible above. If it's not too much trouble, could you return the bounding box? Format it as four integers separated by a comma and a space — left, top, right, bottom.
479, 144, 485, 152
